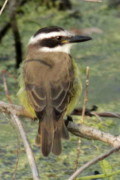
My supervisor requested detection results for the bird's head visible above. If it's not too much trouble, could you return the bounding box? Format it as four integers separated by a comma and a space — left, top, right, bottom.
28, 26, 92, 54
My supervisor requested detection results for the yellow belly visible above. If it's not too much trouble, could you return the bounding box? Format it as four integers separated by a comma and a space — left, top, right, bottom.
65, 60, 82, 116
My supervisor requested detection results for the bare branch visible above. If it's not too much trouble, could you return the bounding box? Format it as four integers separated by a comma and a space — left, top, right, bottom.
81, 66, 90, 122
12, 131, 20, 180
8, 0, 23, 68
2, 74, 12, 103
67, 121, 120, 147
1, 75, 40, 179
0, 101, 33, 118
1, 100, 120, 179
0, 0, 9, 15
72, 107, 120, 118
75, 67, 90, 169
92, 112, 120, 118
84, 0, 102, 2
11, 113, 40, 180
0, 22, 11, 42
68, 146, 120, 180
74, 139, 81, 170
1, 101, 120, 120
1, 101, 120, 147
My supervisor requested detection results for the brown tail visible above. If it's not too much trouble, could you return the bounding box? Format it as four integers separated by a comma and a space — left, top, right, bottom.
52, 127, 62, 155
35, 117, 69, 156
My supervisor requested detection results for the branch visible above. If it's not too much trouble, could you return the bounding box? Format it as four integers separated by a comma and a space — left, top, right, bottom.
0, 22, 11, 42
11, 113, 40, 180
0, 101, 33, 118
68, 146, 120, 180
2, 74, 12, 103
75, 67, 90, 170
1, 101, 120, 147
72, 106, 120, 118
1, 100, 120, 179
9, 0, 23, 68
0, 0, 27, 42
81, 66, 90, 122
84, 0, 102, 2
1, 75, 40, 179
0, 0, 9, 15
67, 121, 120, 147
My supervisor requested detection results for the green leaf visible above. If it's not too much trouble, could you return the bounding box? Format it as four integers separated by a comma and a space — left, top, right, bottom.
100, 160, 113, 180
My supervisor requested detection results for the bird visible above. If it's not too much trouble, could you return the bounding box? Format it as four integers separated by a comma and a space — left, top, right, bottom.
18, 26, 91, 156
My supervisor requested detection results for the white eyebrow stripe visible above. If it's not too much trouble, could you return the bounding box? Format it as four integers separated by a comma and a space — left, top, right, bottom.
29, 31, 72, 44
39, 44, 72, 54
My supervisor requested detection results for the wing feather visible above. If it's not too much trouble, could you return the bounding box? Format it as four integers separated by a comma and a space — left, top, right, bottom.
22, 56, 75, 156
25, 84, 47, 112
51, 76, 74, 120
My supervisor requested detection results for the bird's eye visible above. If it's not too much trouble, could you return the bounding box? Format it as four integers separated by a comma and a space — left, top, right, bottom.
56, 36, 62, 41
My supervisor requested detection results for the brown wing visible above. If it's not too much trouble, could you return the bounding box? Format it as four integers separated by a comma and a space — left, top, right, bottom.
23, 58, 74, 120
25, 83, 47, 116
23, 59, 49, 118
51, 78, 73, 120
24, 78, 74, 121
23, 57, 74, 156
51, 59, 75, 121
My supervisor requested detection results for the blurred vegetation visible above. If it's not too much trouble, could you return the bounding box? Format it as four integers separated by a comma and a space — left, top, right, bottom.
108, 0, 120, 8
0, 0, 120, 179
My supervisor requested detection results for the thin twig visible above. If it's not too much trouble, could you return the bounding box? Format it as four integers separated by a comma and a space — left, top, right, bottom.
74, 139, 81, 170
75, 67, 90, 170
2, 73, 20, 179
11, 125, 21, 180
91, 111, 103, 122
0, 101, 120, 147
0, 0, 9, 15
78, 170, 120, 180
84, 0, 102, 2
2, 76, 39, 179
81, 66, 90, 122
11, 113, 40, 180
2, 74, 12, 103
68, 146, 120, 180
72, 107, 120, 119
93, 112, 120, 118
1, 69, 17, 80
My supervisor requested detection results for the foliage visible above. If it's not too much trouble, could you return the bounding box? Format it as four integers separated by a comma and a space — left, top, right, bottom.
108, 0, 120, 8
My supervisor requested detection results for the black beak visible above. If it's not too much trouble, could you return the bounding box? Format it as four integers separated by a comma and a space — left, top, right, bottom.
69, 35, 92, 43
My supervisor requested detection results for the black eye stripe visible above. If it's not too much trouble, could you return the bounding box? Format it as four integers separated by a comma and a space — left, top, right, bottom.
40, 38, 59, 48
39, 36, 69, 48
39, 36, 68, 48
55, 36, 62, 40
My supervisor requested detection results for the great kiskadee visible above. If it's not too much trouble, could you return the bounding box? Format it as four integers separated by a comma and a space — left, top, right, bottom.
18, 26, 91, 156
